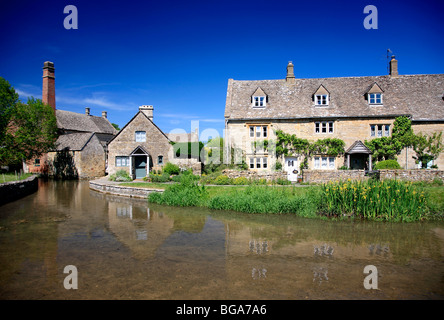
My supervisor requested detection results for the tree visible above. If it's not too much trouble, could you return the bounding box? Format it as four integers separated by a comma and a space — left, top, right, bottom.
0, 77, 19, 148
412, 132, 443, 168
365, 116, 414, 162
0, 97, 58, 166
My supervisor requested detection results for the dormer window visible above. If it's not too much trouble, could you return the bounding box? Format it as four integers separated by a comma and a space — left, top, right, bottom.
253, 96, 266, 107
313, 85, 330, 106
315, 94, 329, 106
368, 93, 382, 104
251, 87, 267, 108
366, 82, 384, 105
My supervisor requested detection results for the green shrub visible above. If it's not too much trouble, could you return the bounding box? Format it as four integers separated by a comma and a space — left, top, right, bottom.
232, 176, 250, 185
109, 169, 132, 182
274, 178, 291, 185
149, 172, 170, 182
163, 162, 180, 175
213, 175, 231, 185
374, 159, 401, 170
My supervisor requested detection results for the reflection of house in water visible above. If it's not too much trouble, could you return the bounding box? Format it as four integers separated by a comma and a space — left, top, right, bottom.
107, 200, 176, 260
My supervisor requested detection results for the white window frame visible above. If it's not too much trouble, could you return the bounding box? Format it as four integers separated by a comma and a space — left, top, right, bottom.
135, 131, 146, 142
249, 125, 268, 139
370, 124, 390, 137
315, 94, 329, 106
253, 96, 266, 108
368, 93, 383, 105
315, 121, 334, 134
314, 157, 335, 170
116, 156, 129, 167
249, 157, 268, 170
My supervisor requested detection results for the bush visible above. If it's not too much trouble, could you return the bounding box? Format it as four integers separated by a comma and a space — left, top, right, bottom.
109, 170, 132, 182
163, 162, 180, 175
274, 178, 291, 185
232, 176, 250, 185
213, 175, 231, 185
149, 172, 170, 182
374, 160, 401, 170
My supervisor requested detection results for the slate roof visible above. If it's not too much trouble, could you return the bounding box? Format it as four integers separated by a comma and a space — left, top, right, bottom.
225, 74, 444, 121
54, 132, 94, 151
56, 110, 117, 134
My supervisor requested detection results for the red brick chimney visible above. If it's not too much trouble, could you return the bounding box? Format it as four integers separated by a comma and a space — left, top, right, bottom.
42, 61, 56, 111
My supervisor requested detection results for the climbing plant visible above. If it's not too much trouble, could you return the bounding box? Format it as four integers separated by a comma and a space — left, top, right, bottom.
274, 130, 345, 171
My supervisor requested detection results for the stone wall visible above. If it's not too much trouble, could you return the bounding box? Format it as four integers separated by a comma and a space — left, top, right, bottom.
303, 170, 370, 184
221, 169, 287, 182
89, 180, 163, 199
0, 175, 38, 205
379, 169, 444, 182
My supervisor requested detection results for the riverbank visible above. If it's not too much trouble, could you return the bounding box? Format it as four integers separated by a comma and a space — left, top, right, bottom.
0, 174, 39, 205
89, 176, 444, 222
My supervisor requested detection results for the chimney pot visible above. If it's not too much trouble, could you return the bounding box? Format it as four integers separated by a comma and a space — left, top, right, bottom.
85, 107, 90, 116
102, 111, 107, 118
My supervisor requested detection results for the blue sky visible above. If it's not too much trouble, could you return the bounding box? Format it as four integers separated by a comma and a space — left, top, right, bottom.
1, 0, 443, 141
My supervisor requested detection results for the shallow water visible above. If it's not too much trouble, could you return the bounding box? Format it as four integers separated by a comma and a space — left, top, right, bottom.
0, 179, 443, 299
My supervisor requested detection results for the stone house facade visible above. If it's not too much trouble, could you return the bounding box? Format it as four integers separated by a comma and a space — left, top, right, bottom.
224, 57, 444, 181
107, 105, 201, 179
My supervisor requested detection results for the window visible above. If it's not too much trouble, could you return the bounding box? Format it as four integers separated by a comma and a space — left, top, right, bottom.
369, 93, 382, 105
253, 96, 266, 107
158, 155, 163, 165
249, 125, 268, 138
370, 124, 390, 137
135, 131, 146, 142
314, 157, 335, 170
315, 94, 329, 106
249, 157, 267, 169
34, 158, 40, 167
315, 121, 334, 134
116, 156, 129, 167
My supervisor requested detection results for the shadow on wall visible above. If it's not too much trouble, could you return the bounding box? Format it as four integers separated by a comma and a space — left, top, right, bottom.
50, 148, 78, 180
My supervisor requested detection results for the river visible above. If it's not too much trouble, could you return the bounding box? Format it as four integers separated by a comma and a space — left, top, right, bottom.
0, 179, 443, 299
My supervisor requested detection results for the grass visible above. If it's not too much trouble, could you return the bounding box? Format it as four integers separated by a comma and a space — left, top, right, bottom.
1, 172, 33, 183
143, 176, 444, 222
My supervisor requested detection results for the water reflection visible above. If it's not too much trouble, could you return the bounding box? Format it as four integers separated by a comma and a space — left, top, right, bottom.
0, 180, 443, 299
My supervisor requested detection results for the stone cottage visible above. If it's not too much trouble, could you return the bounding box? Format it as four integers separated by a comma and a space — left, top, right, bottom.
24, 61, 117, 179
107, 105, 201, 179
224, 57, 444, 181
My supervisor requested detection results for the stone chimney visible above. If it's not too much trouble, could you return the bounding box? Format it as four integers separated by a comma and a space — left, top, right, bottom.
85, 107, 90, 116
102, 111, 107, 118
139, 105, 153, 120
42, 61, 56, 111
389, 55, 398, 77
286, 61, 295, 84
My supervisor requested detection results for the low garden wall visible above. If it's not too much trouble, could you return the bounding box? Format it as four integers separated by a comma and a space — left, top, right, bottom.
221, 169, 287, 182
303, 170, 370, 184
0, 175, 39, 205
379, 169, 444, 183
89, 180, 163, 199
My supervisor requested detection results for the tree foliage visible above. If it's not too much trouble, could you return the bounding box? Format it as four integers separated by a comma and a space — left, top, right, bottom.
0, 95, 58, 166
412, 132, 443, 168
0, 77, 19, 147
365, 116, 413, 162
